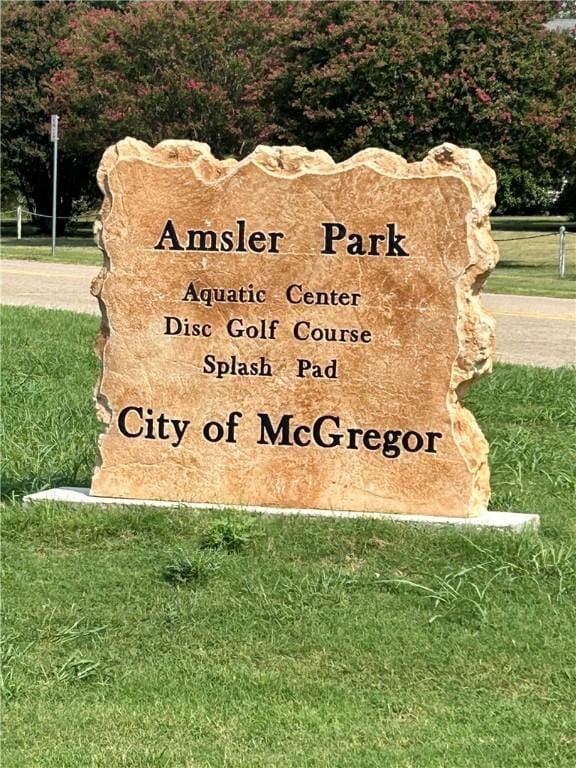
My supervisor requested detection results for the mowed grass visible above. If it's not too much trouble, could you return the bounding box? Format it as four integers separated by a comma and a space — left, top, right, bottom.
0, 220, 99, 266
2, 305, 576, 767
486, 217, 576, 298
1, 216, 575, 297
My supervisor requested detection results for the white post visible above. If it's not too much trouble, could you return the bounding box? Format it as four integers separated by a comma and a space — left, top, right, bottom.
16, 205, 22, 240
558, 226, 566, 279
51, 114, 59, 259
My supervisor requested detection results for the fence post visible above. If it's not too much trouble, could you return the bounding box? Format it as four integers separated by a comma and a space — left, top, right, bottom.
16, 205, 22, 240
558, 226, 566, 278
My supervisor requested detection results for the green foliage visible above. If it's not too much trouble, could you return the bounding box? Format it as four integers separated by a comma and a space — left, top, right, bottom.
495, 168, 555, 214
44, 2, 277, 165
554, 176, 576, 219
263, 1, 576, 204
558, 0, 576, 17
1, 1, 94, 233
1, 1, 275, 231
162, 550, 222, 585
199, 515, 259, 552
1, 168, 24, 209
3, 1, 575, 222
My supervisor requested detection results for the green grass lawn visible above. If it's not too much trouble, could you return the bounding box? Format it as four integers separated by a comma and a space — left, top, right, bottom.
2, 305, 576, 767
487, 218, 576, 298
0, 220, 98, 266
1, 216, 575, 297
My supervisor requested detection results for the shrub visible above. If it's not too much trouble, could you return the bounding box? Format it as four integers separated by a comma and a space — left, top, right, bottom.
494, 168, 554, 215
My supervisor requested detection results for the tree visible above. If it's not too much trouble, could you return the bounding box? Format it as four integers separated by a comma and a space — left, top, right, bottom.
1, 1, 98, 233
2, 1, 277, 231
46, 1, 277, 174
4, 1, 575, 224
260, 0, 576, 211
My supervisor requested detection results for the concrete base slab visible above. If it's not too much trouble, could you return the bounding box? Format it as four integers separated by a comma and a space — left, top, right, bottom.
22, 487, 540, 531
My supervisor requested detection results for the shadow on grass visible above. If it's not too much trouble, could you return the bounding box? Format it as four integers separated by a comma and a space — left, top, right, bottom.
2, 237, 96, 250
495, 260, 554, 270
491, 217, 576, 233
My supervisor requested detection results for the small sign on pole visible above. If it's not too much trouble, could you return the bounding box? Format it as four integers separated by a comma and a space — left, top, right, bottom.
51, 115, 59, 258
50, 114, 59, 143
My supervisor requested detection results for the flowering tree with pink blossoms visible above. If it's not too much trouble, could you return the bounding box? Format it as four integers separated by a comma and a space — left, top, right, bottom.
2, 0, 575, 228
261, 1, 576, 210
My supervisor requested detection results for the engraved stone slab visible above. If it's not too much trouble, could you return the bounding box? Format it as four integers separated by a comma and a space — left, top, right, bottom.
90, 140, 498, 517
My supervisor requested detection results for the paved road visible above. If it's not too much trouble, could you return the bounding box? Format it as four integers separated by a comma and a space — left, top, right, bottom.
482, 293, 575, 368
1, 260, 100, 315
1, 258, 575, 368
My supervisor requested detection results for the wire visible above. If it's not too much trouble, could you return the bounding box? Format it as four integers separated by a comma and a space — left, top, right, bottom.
1, 207, 81, 220
19, 208, 78, 220
493, 233, 559, 242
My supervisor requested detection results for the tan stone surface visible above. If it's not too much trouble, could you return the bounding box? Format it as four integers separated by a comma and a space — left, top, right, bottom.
90, 139, 498, 517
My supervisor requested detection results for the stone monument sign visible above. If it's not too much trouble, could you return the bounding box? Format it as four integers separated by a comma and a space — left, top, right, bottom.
90, 139, 498, 517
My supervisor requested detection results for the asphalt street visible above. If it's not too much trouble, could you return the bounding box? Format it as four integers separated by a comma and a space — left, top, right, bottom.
1, 258, 575, 368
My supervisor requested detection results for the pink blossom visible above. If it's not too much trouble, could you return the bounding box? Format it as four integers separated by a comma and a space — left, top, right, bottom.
475, 87, 492, 103
50, 70, 75, 88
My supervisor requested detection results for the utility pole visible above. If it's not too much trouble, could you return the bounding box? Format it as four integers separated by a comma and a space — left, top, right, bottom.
50, 114, 59, 259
